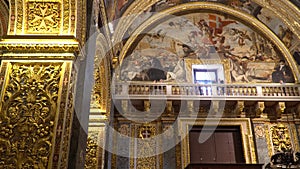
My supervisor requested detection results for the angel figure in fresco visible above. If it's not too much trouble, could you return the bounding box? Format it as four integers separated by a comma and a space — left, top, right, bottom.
229, 28, 252, 46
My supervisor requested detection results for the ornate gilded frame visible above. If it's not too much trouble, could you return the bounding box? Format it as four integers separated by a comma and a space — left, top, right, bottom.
178, 118, 256, 168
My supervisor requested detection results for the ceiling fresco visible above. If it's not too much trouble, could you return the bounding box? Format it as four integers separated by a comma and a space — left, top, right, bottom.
105, 0, 300, 69
119, 12, 295, 84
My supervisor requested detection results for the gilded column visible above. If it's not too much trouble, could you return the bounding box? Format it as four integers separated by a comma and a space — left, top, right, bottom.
0, 0, 83, 168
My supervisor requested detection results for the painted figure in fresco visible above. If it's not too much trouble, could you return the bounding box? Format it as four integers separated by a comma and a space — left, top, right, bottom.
277, 25, 293, 48
166, 57, 186, 82
229, 28, 252, 46
147, 57, 167, 82
229, 56, 255, 82
272, 60, 293, 83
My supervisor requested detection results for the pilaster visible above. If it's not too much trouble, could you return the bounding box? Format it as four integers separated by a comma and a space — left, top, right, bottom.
0, 0, 83, 168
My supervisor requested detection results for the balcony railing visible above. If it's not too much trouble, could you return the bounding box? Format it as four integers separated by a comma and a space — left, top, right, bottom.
113, 82, 300, 100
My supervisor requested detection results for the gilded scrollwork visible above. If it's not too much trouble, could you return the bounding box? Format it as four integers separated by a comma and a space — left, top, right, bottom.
62, 0, 69, 34
85, 134, 99, 169
270, 123, 292, 153
0, 62, 63, 168
136, 125, 158, 169
27, 2, 61, 33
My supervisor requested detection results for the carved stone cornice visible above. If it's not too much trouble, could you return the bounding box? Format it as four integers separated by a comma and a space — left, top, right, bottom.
0, 36, 79, 55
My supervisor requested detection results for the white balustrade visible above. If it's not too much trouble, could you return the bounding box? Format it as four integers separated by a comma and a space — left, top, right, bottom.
113, 82, 300, 100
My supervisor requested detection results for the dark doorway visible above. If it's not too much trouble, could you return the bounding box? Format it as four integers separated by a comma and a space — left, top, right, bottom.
189, 126, 245, 164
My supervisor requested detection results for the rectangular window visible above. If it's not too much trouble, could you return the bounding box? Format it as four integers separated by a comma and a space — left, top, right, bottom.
193, 69, 218, 84
192, 64, 225, 84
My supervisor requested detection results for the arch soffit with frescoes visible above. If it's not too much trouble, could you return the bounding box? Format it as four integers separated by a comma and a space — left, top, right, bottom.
113, 0, 300, 43
115, 2, 299, 84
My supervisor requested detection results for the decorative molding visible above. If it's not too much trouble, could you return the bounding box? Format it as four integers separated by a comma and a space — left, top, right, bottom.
91, 33, 111, 115
58, 61, 74, 168
0, 37, 79, 54
0, 0, 9, 37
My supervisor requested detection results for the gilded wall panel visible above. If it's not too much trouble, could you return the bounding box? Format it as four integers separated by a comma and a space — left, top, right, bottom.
85, 125, 106, 169
266, 123, 300, 157
26, 1, 61, 34
7, 0, 80, 36
0, 62, 64, 168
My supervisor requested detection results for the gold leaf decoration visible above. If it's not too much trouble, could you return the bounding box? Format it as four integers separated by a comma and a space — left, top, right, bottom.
27, 2, 61, 33
0, 63, 62, 168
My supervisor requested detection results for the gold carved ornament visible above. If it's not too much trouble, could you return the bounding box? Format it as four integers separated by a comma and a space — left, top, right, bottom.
137, 125, 158, 169
85, 136, 99, 169
0, 63, 62, 168
27, 2, 61, 34
270, 123, 292, 153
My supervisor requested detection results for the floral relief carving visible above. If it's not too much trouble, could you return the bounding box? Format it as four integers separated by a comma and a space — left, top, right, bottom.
27, 2, 61, 33
0, 63, 62, 168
